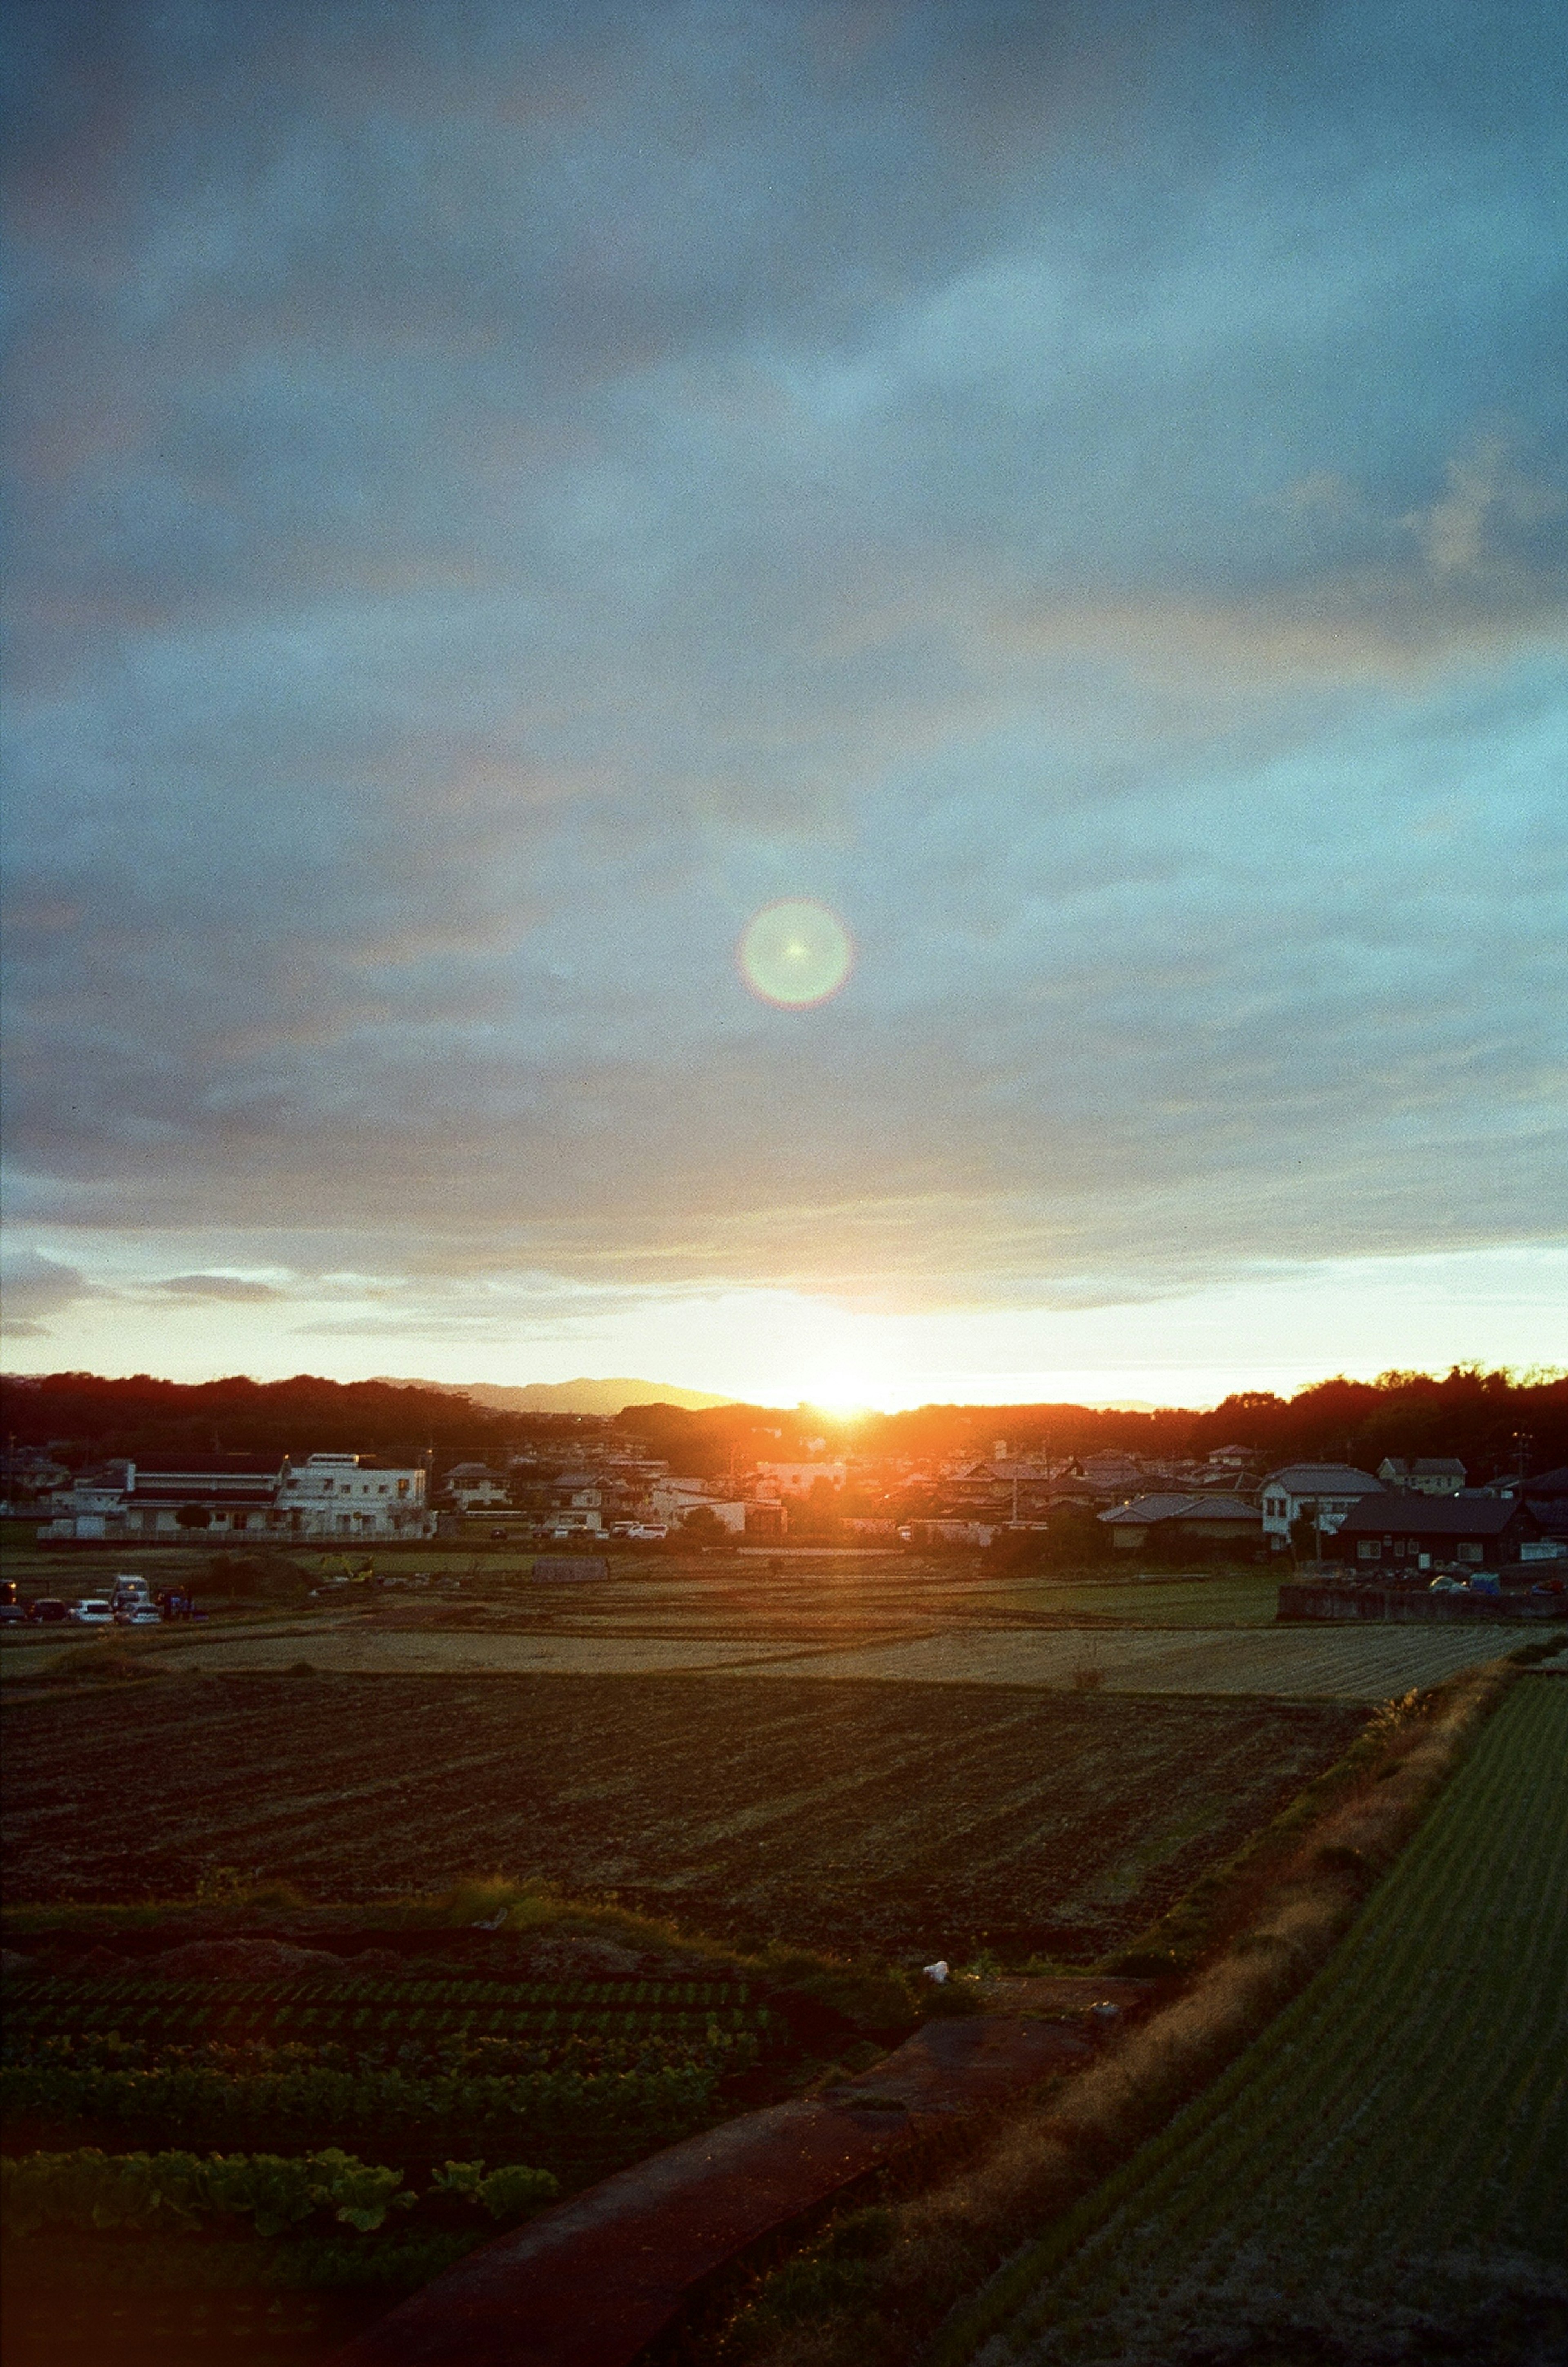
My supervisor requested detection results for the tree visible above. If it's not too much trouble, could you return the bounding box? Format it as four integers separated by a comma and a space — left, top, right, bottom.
1289, 1509, 1324, 1565
681, 1506, 729, 1545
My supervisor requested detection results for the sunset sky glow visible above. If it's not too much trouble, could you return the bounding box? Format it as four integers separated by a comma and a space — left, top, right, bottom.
2, 1, 1564, 1410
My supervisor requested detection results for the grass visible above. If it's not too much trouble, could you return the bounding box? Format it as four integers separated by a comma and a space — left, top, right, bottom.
941, 1671, 1568, 2365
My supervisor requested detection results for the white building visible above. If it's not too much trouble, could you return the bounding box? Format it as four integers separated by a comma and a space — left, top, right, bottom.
1260, 1464, 1383, 1549
751, 1461, 846, 1498
1376, 1457, 1466, 1495
444, 1468, 512, 1512
275, 1454, 434, 1540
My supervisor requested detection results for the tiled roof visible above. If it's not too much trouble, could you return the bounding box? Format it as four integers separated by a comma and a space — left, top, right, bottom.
1335, 1495, 1527, 1537
1263, 1465, 1383, 1494
1099, 1493, 1194, 1524
1100, 1493, 1259, 1526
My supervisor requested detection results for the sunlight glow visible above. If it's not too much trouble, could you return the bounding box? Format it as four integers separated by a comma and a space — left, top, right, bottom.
737, 900, 855, 1008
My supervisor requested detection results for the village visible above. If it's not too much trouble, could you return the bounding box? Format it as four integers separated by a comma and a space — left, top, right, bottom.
13, 1420, 1568, 1607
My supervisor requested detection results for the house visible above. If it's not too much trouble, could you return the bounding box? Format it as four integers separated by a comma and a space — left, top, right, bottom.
1259, 1464, 1383, 1549
1328, 1493, 1544, 1576
1098, 1494, 1263, 1554
1377, 1457, 1467, 1495
751, 1461, 846, 1498
1523, 1468, 1568, 1540
443, 1467, 512, 1512
274, 1455, 434, 1540
943, 1459, 1067, 1520
1076, 1452, 1148, 1498
45, 1463, 282, 1541
120, 1468, 285, 1539
648, 1487, 748, 1535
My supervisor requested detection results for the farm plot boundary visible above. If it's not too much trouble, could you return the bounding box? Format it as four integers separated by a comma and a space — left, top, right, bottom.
947, 1672, 1568, 2367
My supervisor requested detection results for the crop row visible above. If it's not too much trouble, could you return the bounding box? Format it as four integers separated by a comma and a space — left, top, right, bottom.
953, 1677, 1568, 2365
1, 2051, 728, 2149
2, 1977, 752, 2007
2, 2147, 557, 2240
6, 2001, 773, 2040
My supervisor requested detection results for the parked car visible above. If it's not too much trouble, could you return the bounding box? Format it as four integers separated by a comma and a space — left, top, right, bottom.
624, 1522, 668, 1541
69, 1598, 115, 1625
28, 1597, 69, 1623
1428, 1576, 1466, 1593
116, 1605, 163, 1626
0, 1603, 29, 1625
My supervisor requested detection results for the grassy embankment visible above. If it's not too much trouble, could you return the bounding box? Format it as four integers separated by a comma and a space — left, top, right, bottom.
704, 1642, 1564, 2365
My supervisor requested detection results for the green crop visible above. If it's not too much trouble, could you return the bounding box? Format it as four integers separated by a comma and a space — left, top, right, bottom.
426, 2159, 559, 2218
1, 2148, 418, 2238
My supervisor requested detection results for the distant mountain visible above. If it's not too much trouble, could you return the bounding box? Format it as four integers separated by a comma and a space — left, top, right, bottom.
370, 1375, 735, 1415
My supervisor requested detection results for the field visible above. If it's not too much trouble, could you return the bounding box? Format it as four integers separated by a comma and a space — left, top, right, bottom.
957, 1674, 1568, 2366
0, 1673, 1368, 1962
0, 1932, 798, 2365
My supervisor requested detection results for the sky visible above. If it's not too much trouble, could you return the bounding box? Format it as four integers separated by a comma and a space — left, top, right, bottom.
2, 0, 1565, 1413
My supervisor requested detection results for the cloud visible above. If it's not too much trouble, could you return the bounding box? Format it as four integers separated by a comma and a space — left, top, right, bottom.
0, 1250, 96, 1335
2, 0, 1564, 1357
154, 1273, 284, 1302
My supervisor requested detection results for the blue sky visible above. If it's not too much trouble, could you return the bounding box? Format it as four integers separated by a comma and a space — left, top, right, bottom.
2, 0, 1565, 1407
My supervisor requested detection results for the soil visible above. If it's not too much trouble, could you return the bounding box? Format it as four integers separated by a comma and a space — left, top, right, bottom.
1, 1672, 1366, 1962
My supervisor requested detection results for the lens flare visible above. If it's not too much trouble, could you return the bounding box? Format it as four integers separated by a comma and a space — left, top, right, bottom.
737, 900, 855, 1008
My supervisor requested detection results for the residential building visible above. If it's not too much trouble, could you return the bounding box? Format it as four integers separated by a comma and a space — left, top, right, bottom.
1098, 1493, 1263, 1553
1076, 1452, 1148, 1497
1328, 1493, 1544, 1575
751, 1461, 846, 1498
1259, 1464, 1383, 1549
274, 1455, 434, 1539
45, 1464, 281, 1540
443, 1467, 512, 1512
1376, 1457, 1467, 1495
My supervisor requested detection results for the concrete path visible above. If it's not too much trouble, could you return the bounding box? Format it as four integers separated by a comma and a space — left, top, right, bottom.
334, 2014, 1097, 2367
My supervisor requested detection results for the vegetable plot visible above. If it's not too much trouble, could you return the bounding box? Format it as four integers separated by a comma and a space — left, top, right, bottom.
956, 1675, 1568, 2365
0, 1975, 781, 2186
0, 1969, 787, 2362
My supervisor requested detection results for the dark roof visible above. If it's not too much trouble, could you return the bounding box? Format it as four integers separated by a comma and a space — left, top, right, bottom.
1100, 1493, 1259, 1527
1100, 1493, 1196, 1525
1335, 1495, 1534, 1538
1263, 1464, 1382, 1495
131, 1478, 278, 1505
1526, 1467, 1568, 1496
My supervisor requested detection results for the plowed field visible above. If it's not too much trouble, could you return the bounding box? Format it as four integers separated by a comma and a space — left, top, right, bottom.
1, 1673, 1366, 1960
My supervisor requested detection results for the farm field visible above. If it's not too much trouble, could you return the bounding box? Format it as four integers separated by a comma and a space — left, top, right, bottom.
0, 1931, 798, 2367
987, 1571, 1286, 1627
959, 1674, 1568, 2367
15, 1609, 1516, 1699
731, 1623, 1512, 1698
0, 1673, 1367, 1961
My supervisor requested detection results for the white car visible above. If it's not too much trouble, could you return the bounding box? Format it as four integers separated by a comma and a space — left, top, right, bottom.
69, 1599, 115, 1625
116, 1606, 163, 1626
625, 1522, 668, 1541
